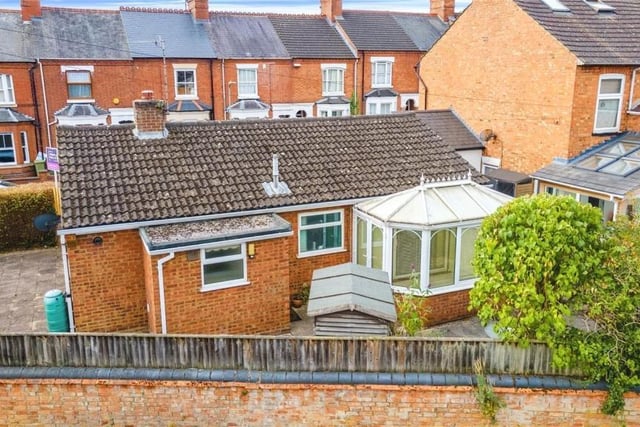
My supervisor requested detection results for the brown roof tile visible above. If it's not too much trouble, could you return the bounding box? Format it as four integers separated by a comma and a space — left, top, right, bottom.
58, 113, 482, 230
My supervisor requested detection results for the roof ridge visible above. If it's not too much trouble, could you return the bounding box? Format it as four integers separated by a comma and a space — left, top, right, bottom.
41, 6, 120, 14
212, 10, 320, 18
119, 6, 189, 14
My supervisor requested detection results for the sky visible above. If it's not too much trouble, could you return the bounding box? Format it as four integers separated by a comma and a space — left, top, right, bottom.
0, 0, 470, 14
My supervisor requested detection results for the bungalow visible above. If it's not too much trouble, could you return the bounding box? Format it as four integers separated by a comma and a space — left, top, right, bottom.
56, 91, 506, 335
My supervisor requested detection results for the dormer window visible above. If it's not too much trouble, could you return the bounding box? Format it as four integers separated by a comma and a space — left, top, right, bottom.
0, 74, 15, 106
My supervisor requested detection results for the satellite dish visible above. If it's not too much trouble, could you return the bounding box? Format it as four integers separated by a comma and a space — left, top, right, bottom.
33, 213, 61, 232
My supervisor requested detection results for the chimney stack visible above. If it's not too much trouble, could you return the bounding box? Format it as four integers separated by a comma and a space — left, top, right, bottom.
133, 90, 168, 139
430, 0, 455, 23
187, 0, 209, 21
20, 0, 41, 22
320, 0, 343, 22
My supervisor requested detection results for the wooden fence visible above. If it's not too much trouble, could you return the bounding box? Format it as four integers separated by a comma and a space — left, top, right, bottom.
0, 334, 576, 376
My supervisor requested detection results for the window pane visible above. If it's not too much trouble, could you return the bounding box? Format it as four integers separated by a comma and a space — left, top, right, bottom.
392, 229, 421, 289
300, 225, 341, 252
68, 84, 91, 98
372, 225, 383, 270
356, 218, 367, 266
67, 71, 91, 83
429, 229, 456, 288
205, 245, 242, 259
301, 212, 340, 226
595, 99, 620, 129
238, 69, 257, 97
203, 259, 244, 285
176, 70, 195, 96
0, 134, 15, 164
459, 227, 478, 280
600, 78, 622, 94
0, 74, 15, 104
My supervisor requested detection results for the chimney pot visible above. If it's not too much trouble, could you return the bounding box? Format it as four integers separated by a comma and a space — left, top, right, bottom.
133, 91, 167, 139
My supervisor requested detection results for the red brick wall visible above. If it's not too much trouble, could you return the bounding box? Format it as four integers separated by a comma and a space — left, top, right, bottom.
2, 379, 638, 426
66, 230, 147, 332
279, 207, 353, 295
146, 236, 290, 335
570, 65, 639, 156
426, 289, 472, 326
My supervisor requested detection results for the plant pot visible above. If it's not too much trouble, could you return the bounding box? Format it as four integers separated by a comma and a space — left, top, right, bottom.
291, 297, 304, 308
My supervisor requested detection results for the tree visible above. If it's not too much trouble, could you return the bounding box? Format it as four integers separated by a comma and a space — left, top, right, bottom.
470, 194, 605, 348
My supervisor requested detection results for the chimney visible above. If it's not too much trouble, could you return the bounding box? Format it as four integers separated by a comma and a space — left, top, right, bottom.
133, 90, 168, 139
187, 0, 209, 21
321, 0, 343, 22
20, 0, 41, 22
430, 0, 455, 23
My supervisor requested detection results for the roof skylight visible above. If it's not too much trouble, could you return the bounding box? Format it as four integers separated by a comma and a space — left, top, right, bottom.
583, 0, 616, 12
540, 0, 570, 12
575, 137, 640, 176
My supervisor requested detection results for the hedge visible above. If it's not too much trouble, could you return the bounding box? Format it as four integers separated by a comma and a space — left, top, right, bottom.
0, 182, 57, 252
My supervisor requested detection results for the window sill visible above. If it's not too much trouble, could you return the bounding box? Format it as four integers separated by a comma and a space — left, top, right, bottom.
0, 103, 17, 108
592, 130, 620, 136
297, 247, 346, 259
322, 93, 345, 97
371, 85, 393, 89
392, 281, 475, 297
200, 280, 250, 293
67, 99, 96, 104
175, 95, 198, 101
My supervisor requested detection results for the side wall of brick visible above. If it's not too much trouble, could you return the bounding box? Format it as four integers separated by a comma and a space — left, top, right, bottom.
1, 379, 638, 426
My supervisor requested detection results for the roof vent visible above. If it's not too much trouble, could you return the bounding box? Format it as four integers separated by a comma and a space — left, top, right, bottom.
540, 0, 570, 12
583, 0, 615, 12
263, 154, 291, 197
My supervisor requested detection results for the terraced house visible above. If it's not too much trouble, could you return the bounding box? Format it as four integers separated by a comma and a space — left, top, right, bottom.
0, 0, 453, 182
420, 0, 640, 206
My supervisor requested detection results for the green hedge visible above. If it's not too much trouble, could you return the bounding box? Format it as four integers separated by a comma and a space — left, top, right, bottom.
0, 182, 57, 252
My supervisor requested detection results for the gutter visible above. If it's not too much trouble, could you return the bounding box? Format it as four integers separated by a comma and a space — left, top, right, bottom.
0, 367, 627, 392
157, 252, 175, 335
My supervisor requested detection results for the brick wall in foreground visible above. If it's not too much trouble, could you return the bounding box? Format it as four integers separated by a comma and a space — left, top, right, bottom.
1, 379, 638, 426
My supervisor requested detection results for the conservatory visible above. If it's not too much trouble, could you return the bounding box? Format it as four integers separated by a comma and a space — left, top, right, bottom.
354, 177, 512, 295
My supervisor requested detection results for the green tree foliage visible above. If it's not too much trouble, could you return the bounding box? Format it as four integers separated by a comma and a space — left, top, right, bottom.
470, 194, 605, 348
470, 194, 640, 415
559, 217, 640, 415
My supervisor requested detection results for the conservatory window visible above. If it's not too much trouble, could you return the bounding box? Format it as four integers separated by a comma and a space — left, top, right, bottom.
356, 218, 384, 269
459, 227, 479, 280
392, 229, 421, 289
429, 228, 456, 288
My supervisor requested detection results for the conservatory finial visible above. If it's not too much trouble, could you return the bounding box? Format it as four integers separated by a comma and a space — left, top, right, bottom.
420, 173, 425, 187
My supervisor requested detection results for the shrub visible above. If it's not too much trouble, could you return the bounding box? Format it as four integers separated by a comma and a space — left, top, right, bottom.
0, 182, 57, 251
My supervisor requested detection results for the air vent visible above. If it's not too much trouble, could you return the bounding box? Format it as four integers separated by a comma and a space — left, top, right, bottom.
583, 0, 615, 12
540, 0, 570, 12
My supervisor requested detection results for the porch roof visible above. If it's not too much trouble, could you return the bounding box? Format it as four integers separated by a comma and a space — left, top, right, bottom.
355, 178, 512, 227
140, 213, 291, 252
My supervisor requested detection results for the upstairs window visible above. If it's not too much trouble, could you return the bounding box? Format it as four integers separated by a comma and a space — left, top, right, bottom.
321, 64, 346, 96
371, 57, 394, 88
66, 70, 92, 100
594, 74, 624, 134
0, 74, 15, 105
237, 65, 258, 99
174, 68, 197, 99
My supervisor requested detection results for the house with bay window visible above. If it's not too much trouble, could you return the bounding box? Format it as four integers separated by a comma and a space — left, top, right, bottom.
420, 0, 640, 187
55, 91, 507, 335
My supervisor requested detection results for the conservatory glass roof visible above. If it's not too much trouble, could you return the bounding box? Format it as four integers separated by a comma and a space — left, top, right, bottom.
355, 178, 512, 227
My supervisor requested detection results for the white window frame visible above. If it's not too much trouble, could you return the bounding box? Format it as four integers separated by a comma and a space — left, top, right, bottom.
298, 209, 345, 257
371, 56, 394, 88
20, 131, 29, 163
594, 74, 625, 134
66, 70, 93, 102
200, 243, 249, 291
366, 96, 397, 115
173, 64, 198, 100
237, 64, 259, 99
317, 104, 350, 117
0, 133, 17, 165
0, 74, 15, 106
321, 64, 346, 96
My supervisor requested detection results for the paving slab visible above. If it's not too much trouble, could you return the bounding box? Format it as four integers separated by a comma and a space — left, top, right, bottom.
0, 248, 64, 333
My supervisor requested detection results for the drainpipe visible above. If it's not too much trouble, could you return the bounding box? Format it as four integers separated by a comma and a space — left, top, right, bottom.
37, 59, 52, 148
28, 61, 43, 156
628, 67, 639, 112
221, 58, 227, 120
415, 52, 429, 110
59, 235, 76, 332
360, 52, 366, 113
353, 57, 358, 115
209, 58, 215, 120
157, 252, 175, 334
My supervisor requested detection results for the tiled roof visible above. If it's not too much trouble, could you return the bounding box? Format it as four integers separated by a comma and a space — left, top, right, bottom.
269, 15, 355, 59
57, 113, 482, 230
532, 132, 640, 196
31, 8, 130, 60
0, 12, 30, 61
121, 10, 215, 58
340, 11, 445, 51
0, 108, 34, 123
515, 0, 640, 65
208, 14, 289, 58
414, 109, 484, 151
